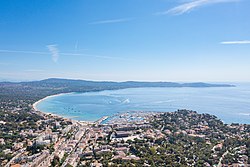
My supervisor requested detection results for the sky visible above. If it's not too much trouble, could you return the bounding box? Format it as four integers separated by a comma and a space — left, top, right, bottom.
0, 0, 250, 82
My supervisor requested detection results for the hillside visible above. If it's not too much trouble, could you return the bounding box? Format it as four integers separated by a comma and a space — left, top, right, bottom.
0, 78, 234, 102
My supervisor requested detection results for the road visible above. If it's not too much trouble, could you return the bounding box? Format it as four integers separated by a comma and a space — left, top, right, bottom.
217, 150, 229, 167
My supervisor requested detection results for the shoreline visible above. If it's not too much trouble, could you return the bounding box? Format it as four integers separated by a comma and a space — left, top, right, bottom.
32, 89, 250, 125
32, 92, 75, 120
33, 93, 73, 111
32, 92, 106, 124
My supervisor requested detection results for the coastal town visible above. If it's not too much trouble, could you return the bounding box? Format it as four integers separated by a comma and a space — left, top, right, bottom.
0, 79, 249, 166
1, 105, 249, 166
1, 0, 250, 166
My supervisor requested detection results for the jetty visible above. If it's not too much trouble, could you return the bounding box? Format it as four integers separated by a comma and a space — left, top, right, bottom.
95, 116, 109, 125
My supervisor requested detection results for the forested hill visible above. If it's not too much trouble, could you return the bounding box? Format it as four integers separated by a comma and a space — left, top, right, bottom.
0, 78, 234, 101
14, 78, 234, 88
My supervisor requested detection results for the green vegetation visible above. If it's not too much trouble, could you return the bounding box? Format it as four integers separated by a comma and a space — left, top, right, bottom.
0, 78, 245, 166
81, 110, 249, 166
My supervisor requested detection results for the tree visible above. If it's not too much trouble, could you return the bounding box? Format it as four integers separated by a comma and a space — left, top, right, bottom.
51, 155, 60, 167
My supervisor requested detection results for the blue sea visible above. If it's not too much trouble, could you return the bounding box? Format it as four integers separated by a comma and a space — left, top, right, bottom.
36, 83, 250, 124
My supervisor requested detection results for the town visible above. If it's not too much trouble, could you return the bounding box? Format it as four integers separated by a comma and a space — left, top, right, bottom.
1, 0, 250, 166
0, 80, 249, 166
1, 108, 249, 167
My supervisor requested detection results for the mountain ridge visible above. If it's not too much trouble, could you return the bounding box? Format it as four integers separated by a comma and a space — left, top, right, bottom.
0, 78, 235, 87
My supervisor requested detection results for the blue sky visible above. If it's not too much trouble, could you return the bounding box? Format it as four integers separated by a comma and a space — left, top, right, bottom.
0, 0, 250, 82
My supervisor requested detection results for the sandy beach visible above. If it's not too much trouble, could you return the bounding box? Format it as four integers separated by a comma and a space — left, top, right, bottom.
32, 92, 97, 123
32, 92, 73, 112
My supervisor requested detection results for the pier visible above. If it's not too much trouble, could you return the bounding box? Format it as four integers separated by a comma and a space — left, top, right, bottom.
95, 116, 109, 125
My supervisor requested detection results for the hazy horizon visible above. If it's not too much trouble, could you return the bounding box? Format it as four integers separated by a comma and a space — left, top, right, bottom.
0, 77, 249, 84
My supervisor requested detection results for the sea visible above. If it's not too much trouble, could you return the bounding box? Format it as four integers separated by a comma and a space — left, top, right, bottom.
36, 83, 250, 124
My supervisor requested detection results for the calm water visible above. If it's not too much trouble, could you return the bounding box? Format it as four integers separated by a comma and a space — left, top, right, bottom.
36, 83, 250, 124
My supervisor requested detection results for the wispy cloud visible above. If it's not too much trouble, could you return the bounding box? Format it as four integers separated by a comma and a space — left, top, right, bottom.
47, 44, 59, 63
0, 49, 130, 61
156, 0, 239, 15
89, 18, 134, 25
220, 40, 250, 44
75, 41, 78, 52
0, 49, 48, 55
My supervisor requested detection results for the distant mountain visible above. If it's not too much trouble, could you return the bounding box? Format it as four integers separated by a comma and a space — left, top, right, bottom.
0, 78, 234, 101
1, 78, 235, 88
37, 78, 234, 87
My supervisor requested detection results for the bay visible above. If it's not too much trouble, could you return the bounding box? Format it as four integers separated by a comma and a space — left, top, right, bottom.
36, 83, 250, 124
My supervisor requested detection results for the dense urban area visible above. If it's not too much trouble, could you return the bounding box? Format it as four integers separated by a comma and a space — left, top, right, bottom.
0, 79, 249, 167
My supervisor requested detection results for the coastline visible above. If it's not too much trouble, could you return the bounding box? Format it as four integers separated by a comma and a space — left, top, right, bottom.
32, 92, 73, 116
31, 87, 250, 124
32, 92, 102, 124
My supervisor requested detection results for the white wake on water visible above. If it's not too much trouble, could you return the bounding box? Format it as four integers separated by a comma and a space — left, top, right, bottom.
122, 98, 130, 104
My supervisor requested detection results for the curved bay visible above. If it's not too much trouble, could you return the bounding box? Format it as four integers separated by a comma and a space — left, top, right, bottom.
36, 83, 250, 124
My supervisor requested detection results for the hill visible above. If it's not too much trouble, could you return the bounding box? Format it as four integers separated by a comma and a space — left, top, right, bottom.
0, 78, 234, 102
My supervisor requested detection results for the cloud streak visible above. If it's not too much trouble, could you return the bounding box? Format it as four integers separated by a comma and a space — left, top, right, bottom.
156, 0, 239, 15
47, 45, 59, 63
221, 40, 250, 44
89, 18, 133, 25
0, 49, 48, 55
0, 49, 130, 61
